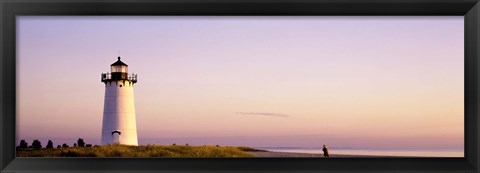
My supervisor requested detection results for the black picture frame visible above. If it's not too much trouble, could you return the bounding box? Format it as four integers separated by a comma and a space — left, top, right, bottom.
1, 0, 479, 172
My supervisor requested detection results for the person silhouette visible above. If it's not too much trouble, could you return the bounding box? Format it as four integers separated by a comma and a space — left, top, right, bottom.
322, 144, 330, 157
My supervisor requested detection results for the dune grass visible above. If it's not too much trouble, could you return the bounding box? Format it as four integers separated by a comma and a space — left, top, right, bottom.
16, 144, 259, 157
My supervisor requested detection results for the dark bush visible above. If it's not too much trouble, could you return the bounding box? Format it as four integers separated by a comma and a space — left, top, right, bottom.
73, 143, 77, 147
18, 140, 28, 148
86, 144, 92, 147
62, 143, 69, 148
57, 145, 61, 149
46, 140, 54, 149
32, 140, 42, 149
77, 138, 85, 147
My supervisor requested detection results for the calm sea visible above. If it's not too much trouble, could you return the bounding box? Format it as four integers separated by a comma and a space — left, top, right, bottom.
257, 147, 464, 157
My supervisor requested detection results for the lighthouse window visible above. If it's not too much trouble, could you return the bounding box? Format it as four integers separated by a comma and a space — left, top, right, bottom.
111, 66, 127, 73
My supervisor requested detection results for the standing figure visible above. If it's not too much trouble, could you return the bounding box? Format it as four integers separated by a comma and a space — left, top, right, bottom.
322, 144, 330, 157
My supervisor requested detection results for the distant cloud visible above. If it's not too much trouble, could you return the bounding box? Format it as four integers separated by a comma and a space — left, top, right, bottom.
235, 112, 289, 118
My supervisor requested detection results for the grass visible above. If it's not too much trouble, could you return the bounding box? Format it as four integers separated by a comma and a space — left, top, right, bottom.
16, 144, 260, 157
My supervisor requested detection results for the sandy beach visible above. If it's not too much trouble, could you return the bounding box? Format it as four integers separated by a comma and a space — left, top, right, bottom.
249, 151, 406, 158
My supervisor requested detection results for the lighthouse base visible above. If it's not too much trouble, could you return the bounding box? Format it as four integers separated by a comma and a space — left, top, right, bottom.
101, 129, 138, 146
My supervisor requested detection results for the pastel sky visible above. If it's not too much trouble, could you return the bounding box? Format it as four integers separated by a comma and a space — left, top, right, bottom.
17, 16, 464, 149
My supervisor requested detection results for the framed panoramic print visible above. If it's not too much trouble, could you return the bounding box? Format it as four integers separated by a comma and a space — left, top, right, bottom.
1, 0, 480, 173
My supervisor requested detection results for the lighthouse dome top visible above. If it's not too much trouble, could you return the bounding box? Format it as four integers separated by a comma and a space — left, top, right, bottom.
111, 57, 128, 66
110, 57, 128, 73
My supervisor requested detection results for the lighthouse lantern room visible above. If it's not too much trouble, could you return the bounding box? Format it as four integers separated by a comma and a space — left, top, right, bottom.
101, 57, 138, 146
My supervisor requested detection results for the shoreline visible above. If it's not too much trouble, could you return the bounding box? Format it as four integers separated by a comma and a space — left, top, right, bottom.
16, 144, 459, 157
249, 151, 411, 158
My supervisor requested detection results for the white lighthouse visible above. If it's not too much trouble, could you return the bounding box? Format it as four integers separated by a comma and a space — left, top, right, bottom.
101, 57, 138, 146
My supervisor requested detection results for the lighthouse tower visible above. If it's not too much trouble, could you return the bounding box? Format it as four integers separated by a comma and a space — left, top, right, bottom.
101, 57, 138, 146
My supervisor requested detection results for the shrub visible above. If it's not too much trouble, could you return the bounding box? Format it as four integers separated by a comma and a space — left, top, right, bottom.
32, 140, 42, 149
57, 145, 61, 149
86, 144, 92, 147
46, 140, 54, 149
18, 140, 28, 148
73, 143, 77, 147
77, 138, 85, 147
62, 143, 69, 148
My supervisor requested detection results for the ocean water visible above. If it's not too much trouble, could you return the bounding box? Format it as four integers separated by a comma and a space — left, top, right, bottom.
257, 147, 464, 157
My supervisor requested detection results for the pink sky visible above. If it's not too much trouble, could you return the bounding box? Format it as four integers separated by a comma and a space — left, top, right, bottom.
17, 16, 463, 149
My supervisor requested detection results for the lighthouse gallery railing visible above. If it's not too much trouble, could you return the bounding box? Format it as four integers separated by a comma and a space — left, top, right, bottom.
101, 72, 137, 83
